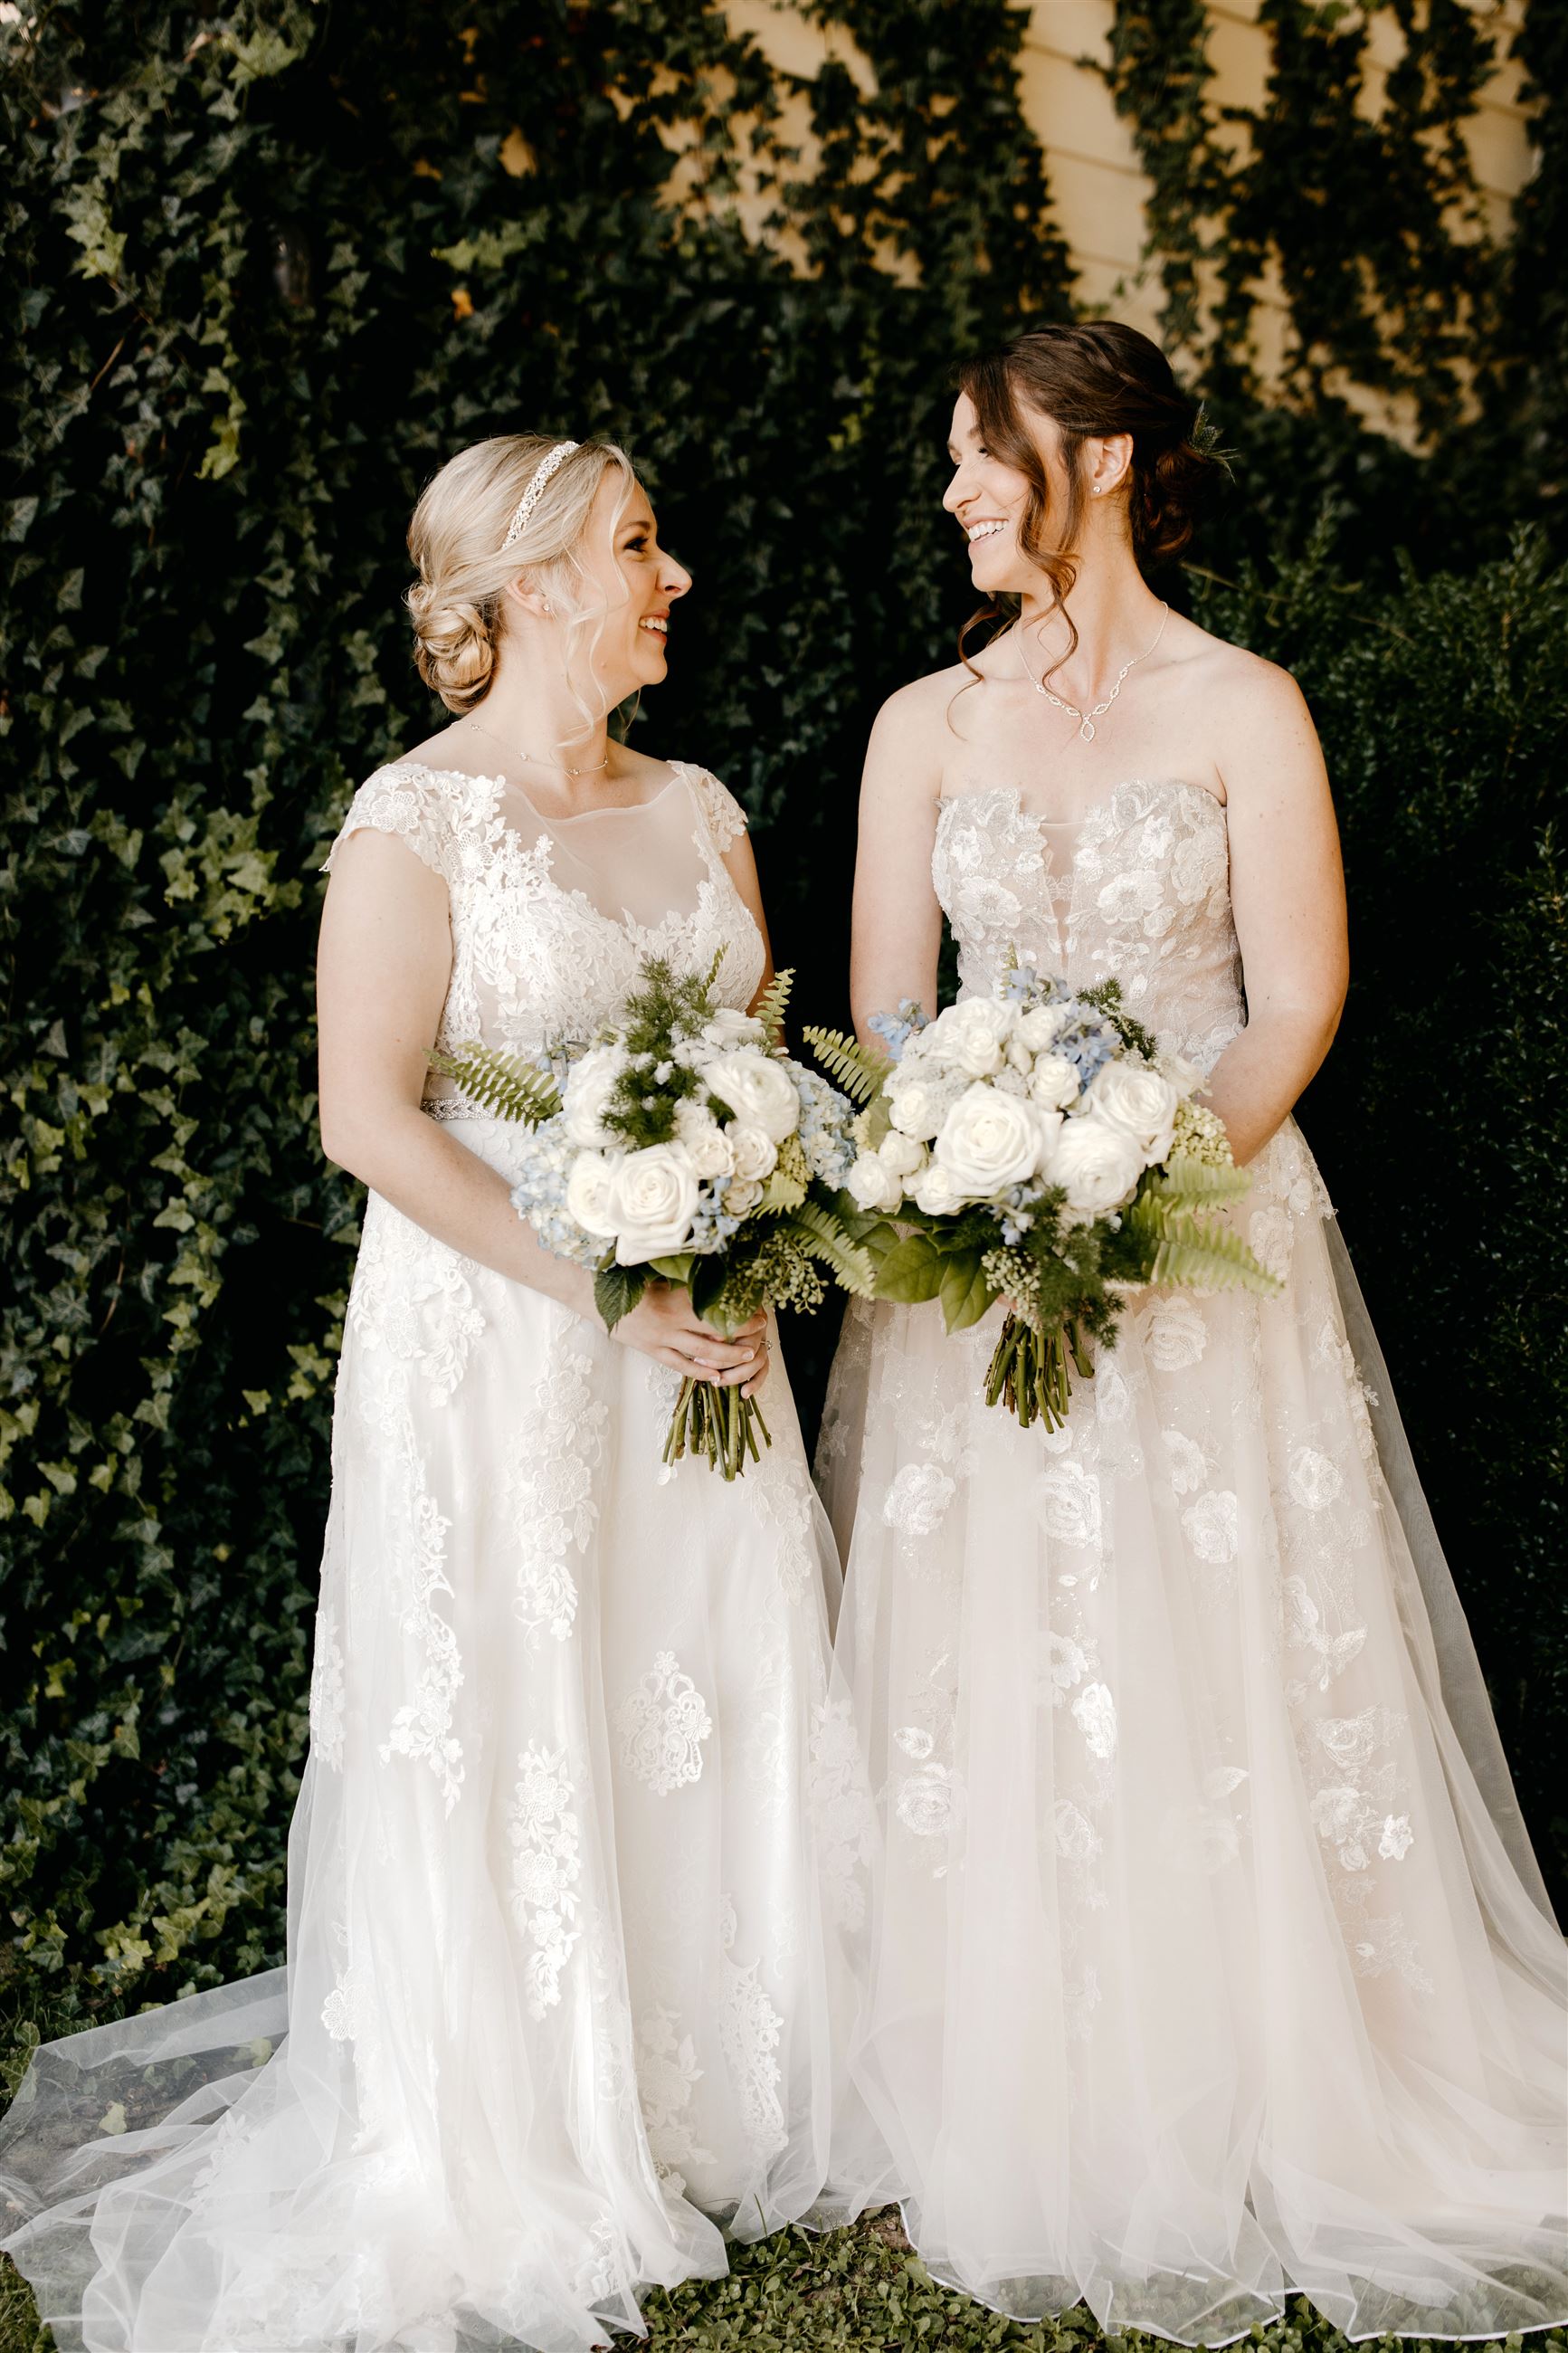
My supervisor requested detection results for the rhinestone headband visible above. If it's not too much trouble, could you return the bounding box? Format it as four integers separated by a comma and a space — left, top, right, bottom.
501, 440, 579, 551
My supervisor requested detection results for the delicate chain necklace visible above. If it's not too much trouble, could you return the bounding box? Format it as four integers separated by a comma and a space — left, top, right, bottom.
1015, 602, 1170, 742
468, 717, 610, 778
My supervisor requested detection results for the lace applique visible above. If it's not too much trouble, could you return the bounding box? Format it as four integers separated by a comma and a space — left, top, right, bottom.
572, 2215, 625, 2305
1162, 1427, 1208, 1495
883, 1460, 956, 1548
808, 1693, 878, 1929
894, 1758, 965, 1843
691, 768, 750, 853
309, 1609, 346, 1771
1071, 1680, 1118, 1760
717, 1895, 787, 2164
1041, 1628, 1098, 1707
1182, 1488, 1240, 1565
322, 763, 464, 880
508, 1741, 584, 2016
378, 1486, 464, 1810
750, 1451, 817, 1605
1282, 1574, 1367, 1691
508, 1330, 605, 1646
1035, 1458, 1104, 1549
348, 1200, 486, 1409
635, 2006, 715, 2196
1136, 1291, 1209, 1372
616, 1651, 714, 1795
933, 781, 1242, 1074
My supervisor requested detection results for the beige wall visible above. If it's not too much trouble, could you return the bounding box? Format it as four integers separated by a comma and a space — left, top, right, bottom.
720, 0, 1536, 436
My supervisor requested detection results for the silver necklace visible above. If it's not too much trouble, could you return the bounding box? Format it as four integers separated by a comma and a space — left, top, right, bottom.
468, 718, 610, 778
1016, 602, 1170, 742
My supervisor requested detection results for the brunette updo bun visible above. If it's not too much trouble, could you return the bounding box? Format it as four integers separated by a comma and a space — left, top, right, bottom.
955, 321, 1224, 653
404, 433, 637, 713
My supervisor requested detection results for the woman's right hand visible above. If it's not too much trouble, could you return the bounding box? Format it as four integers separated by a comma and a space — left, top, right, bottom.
610, 1283, 770, 1396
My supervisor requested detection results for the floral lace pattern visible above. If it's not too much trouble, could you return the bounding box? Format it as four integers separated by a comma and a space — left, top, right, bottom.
508, 1743, 584, 2022
635, 2006, 715, 2196
616, 1651, 715, 1796
717, 1895, 788, 2166
507, 1328, 606, 1647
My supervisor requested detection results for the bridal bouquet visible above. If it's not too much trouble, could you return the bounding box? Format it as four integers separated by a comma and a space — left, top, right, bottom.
809, 965, 1279, 1431
432, 957, 874, 1478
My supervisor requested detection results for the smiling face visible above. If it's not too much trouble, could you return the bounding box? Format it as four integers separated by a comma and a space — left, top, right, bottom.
943, 388, 1073, 600
567, 472, 692, 705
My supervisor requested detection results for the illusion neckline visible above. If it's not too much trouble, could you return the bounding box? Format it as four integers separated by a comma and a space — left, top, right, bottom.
938, 776, 1227, 830
383, 757, 699, 824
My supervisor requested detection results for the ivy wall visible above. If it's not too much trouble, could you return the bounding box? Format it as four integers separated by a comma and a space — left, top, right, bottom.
1, 0, 1563, 2028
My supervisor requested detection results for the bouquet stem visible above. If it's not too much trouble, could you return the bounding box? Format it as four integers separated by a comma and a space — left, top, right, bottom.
663, 1377, 773, 1481
984, 1312, 1095, 1432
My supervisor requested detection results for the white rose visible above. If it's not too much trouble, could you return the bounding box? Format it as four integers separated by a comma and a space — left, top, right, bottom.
887, 1069, 963, 1141
1047, 1110, 1144, 1215
703, 1048, 799, 1143
934, 1082, 1048, 1197
723, 1176, 764, 1216
846, 1151, 902, 1212
701, 1005, 765, 1050
878, 1129, 927, 1178
673, 1100, 735, 1180
924, 997, 1015, 1077
1016, 1002, 1069, 1051
911, 1162, 967, 1215
1028, 1053, 1080, 1111
562, 1045, 625, 1147
726, 1122, 777, 1182
1089, 1061, 1179, 1161
565, 1150, 622, 1239
609, 1143, 700, 1263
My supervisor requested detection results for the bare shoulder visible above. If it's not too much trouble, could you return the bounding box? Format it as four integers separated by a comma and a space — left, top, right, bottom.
1165, 616, 1320, 790
867, 662, 969, 770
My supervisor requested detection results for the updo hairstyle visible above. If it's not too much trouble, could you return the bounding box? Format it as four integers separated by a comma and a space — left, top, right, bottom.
405, 434, 636, 713
955, 321, 1224, 673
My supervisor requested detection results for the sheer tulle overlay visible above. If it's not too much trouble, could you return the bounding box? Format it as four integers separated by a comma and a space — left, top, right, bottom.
816, 779, 1568, 2345
0, 765, 890, 2352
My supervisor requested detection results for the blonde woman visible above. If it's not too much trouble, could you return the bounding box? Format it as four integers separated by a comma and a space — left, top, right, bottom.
1, 437, 887, 2350
819, 324, 1566, 2343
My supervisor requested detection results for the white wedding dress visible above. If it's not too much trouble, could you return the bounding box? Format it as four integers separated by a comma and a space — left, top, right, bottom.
817, 778, 1567, 2345
0, 760, 888, 2353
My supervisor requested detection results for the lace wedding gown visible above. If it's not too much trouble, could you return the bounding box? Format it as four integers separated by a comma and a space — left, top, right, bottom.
1, 760, 886, 2353
817, 778, 1567, 2345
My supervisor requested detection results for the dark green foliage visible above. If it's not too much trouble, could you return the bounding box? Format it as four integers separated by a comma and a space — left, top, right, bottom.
1193, 530, 1568, 1888
0, 0, 1563, 2106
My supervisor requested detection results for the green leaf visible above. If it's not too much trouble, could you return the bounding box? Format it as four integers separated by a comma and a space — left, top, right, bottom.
802, 1024, 892, 1107
649, 1253, 697, 1283
594, 1262, 649, 1330
426, 1043, 560, 1125
752, 967, 794, 1048
938, 1247, 994, 1333
874, 1230, 947, 1304
784, 1199, 879, 1297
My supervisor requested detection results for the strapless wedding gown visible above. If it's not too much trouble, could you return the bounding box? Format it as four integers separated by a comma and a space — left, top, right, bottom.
817, 777, 1567, 2344
0, 761, 888, 2353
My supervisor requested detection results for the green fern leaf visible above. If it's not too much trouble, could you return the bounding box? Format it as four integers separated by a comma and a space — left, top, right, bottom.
1124, 1194, 1280, 1294
760, 1157, 808, 1213
1146, 1154, 1250, 1205
803, 1024, 891, 1107
753, 968, 794, 1050
784, 1198, 879, 1297
426, 1043, 561, 1126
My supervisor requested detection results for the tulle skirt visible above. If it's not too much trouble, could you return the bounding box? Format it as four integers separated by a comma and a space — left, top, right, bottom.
816, 1119, 1567, 2344
1, 1117, 890, 2352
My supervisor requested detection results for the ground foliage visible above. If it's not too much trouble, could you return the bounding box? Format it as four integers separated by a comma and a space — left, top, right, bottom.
0, 0, 1563, 2167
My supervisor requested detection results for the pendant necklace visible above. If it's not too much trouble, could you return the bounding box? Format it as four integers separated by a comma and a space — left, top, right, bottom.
468, 717, 610, 778
1016, 602, 1169, 742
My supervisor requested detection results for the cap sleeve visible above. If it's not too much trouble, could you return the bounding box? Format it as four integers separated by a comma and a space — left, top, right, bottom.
689, 768, 750, 856
321, 764, 454, 879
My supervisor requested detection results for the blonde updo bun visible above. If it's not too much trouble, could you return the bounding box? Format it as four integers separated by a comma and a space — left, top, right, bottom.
405, 433, 637, 713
